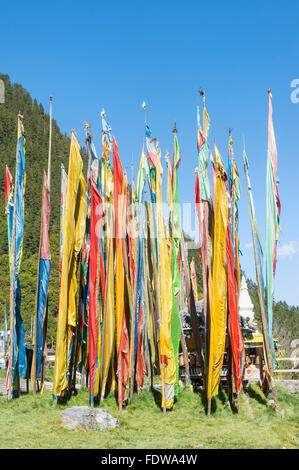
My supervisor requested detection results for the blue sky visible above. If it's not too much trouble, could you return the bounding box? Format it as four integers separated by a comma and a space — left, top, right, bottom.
1, 0, 299, 306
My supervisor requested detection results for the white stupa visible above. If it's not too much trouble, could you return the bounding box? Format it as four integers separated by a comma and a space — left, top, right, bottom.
238, 275, 259, 332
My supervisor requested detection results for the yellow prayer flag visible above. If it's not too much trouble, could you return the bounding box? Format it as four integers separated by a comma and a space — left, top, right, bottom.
53, 133, 84, 397
100, 205, 115, 399
203, 105, 210, 140
207, 151, 228, 400
156, 156, 175, 409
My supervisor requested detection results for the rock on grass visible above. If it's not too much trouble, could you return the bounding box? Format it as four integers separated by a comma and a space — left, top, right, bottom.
61, 406, 120, 431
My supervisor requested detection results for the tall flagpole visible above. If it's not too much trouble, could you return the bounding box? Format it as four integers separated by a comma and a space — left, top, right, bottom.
129, 104, 145, 401
43, 96, 52, 385
31, 187, 43, 394
32, 97, 53, 394
8, 113, 22, 400
48, 96, 53, 190
243, 147, 279, 414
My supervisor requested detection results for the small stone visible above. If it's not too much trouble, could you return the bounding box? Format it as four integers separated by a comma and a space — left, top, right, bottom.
267, 399, 275, 406
61, 406, 120, 431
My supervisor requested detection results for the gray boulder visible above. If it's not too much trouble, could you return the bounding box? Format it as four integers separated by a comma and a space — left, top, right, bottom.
61, 406, 120, 431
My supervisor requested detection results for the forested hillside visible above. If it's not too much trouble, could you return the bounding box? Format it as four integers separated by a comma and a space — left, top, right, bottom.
0, 73, 87, 343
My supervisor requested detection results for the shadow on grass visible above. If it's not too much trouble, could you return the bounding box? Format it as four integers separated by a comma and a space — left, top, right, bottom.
149, 386, 176, 412
193, 384, 239, 415
56, 394, 71, 406
150, 386, 162, 409
193, 385, 218, 414
246, 385, 267, 405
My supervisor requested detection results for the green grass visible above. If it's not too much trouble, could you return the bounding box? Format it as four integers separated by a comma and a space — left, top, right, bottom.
0, 384, 298, 449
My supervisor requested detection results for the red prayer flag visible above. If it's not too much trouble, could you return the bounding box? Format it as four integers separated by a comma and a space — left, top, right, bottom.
89, 181, 103, 402
226, 219, 242, 394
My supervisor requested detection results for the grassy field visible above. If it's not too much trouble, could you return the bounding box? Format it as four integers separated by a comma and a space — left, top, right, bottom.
0, 383, 298, 449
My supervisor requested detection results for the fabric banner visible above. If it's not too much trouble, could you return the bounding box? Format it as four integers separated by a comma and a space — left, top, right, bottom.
53, 133, 84, 398
145, 122, 158, 202
197, 105, 211, 202
35, 259, 51, 377
171, 134, 182, 396
207, 146, 228, 400
8, 119, 28, 395
89, 181, 103, 403
266, 92, 280, 367
226, 137, 242, 393
35, 173, 51, 378
244, 150, 267, 308
113, 137, 129, 405
130, 149, 149, 385
226, 218, 242, 394
60, 164, 68, 263
190, 258, 199, 302
195, 105, 213, 370
5, 166, 13, 211
156, 155, 175, 409
5, 166, 13, 262
100, 206, 115, 399
57, 164, 68, 314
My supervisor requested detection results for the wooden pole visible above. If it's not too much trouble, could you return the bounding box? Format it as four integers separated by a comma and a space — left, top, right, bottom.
178, 302, 191, 388
8, 114, 22, 400
47, 96, 53, 191
118, 349, 123, 410
243, 149, 279, 414
40, 298, 48, 391
226, 334, 234, 411
32, 97, 52, 395
161, 363, 166, 413
207, 397, 211, 416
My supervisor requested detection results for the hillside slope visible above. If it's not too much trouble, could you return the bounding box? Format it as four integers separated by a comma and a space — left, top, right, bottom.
0, 73, 87, 341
